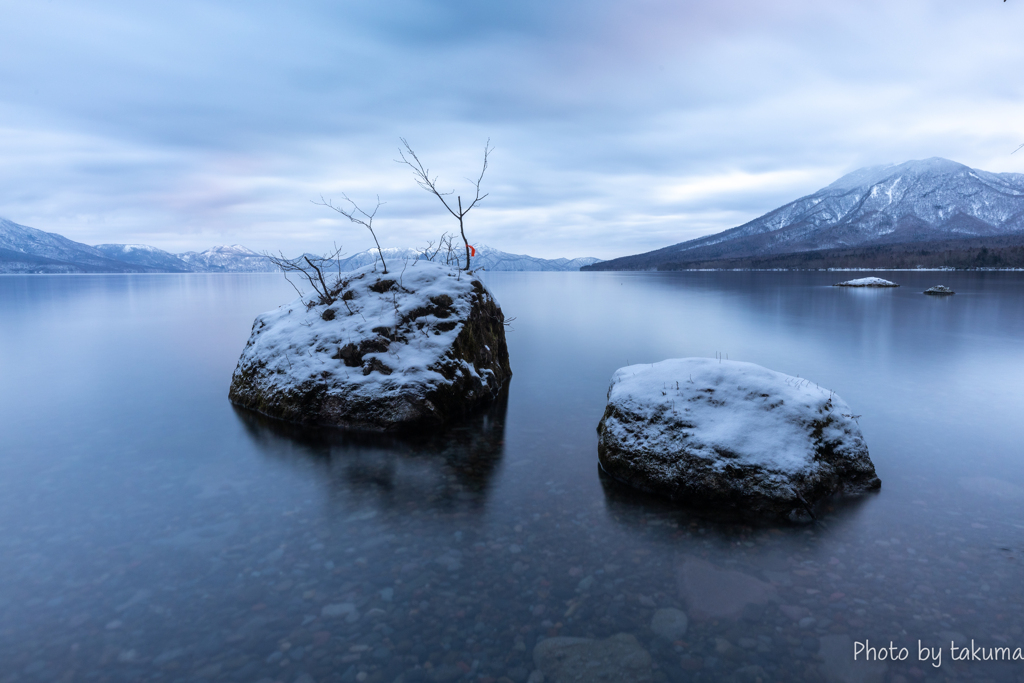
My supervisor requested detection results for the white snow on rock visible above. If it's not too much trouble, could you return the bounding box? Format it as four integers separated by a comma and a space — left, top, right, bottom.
243, 262, 474, 390
601, 359, 853, 473
832, 277, 898, 287
597, 358, 880, 517
229, 260, 510, 430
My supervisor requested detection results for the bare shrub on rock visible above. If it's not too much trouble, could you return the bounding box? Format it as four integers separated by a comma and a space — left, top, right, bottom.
265, 246, 344, 306
397, 138, 492, 271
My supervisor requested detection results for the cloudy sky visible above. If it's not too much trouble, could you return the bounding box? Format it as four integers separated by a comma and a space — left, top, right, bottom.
1, 0, 1022, 260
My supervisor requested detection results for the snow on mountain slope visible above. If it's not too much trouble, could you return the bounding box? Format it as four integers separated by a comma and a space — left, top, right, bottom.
0, 219, 157, 273
2, 218, 105, 263
177, 245, 278, 272
588, 158, 1024, 270
472, 245, 602, 271
94, 244, 192, 272
2, 217, 598, 274
328, 245, 601, 272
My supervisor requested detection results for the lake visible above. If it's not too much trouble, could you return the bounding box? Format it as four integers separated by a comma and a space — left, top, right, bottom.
2, 270, 1023, 683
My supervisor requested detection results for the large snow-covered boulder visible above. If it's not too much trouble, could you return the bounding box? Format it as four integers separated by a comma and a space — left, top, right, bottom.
229, 261, 511, 431
597, 359, 880, 517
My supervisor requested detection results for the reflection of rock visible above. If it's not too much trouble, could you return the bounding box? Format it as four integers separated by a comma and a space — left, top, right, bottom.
818, 635, 887, 683
533, 633, 652, 683
230, 261, 511, 432
598, 465, 869, 533
650, 608, 688, 640
597, 359, 881, 518
677, 556, 775, 620
233, 388, 508, 512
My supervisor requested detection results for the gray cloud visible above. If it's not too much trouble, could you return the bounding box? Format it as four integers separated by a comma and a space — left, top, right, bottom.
1, 0, 1022, 259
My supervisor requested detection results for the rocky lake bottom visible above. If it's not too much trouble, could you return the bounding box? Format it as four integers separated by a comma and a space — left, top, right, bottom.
2, 270, 1024, 683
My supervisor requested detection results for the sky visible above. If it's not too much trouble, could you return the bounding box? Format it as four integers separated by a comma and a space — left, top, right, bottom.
1, 0, 1023, 260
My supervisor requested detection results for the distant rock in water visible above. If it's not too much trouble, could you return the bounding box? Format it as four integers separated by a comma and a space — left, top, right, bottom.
229, 261, 511, 431
833, 277, 898, 287
596, 358, 880, 519
924, 285, 955, 295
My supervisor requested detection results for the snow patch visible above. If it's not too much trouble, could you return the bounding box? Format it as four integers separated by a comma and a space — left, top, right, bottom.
832, 277, 898, 287
236, 261, 484, 394
602, 359, 860, 475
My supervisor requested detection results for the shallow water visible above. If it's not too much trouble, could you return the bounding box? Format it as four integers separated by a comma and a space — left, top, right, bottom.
2, 271, 1023, 683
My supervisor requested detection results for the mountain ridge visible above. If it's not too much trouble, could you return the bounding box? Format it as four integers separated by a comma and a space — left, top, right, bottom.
0, 218, 600, 274
584, 158, 1024, 271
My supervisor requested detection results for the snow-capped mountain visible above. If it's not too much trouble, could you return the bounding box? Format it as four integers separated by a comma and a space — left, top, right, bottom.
0, 219, 165, 273
0, 219, 275, 274
587, 158, 1024, 270
324, 245, 601, 272
471, 245, 602, 272
93, 244, 192, 272
177, 245, 277, 273
0, 218, 599, 273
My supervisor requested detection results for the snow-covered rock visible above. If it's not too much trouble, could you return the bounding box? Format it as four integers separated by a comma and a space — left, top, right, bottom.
924, 285, 955, 295
229, 261, 511, 431
832, 277, 898, 287
596, 358, 880, 517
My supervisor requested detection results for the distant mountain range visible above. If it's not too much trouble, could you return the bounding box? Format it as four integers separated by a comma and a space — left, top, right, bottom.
328, 246, 601, 272
0, 218, 599, 274
585, 158, 1024, 270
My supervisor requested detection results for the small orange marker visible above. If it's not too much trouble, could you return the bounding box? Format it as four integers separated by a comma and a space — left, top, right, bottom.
468, 245, 476, 257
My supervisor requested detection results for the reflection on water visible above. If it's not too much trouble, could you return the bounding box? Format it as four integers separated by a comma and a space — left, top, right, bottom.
1, 271, 1023, 682
234, 389, 509, 515
597, 464, 878, 529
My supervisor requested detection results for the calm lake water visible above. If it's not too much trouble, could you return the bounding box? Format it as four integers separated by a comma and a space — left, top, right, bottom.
2, 271, 1024, 683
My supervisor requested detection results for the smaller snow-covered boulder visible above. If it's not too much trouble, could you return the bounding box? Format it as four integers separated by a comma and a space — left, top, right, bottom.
924, 285, 955, 295
229, 261, 511, 431
833, 277, 898, 287
596, 359, 880, 518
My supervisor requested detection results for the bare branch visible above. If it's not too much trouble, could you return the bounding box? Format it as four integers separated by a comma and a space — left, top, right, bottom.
460, 138, 492, 215
313, 194, 389, 274
264, 244, 345, 307
396, 138, 493, 270
395, 139, 460, 221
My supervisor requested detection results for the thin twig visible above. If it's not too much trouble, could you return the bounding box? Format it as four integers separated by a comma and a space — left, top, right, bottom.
313, 194, 388, 274
396, 138, 492, 270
